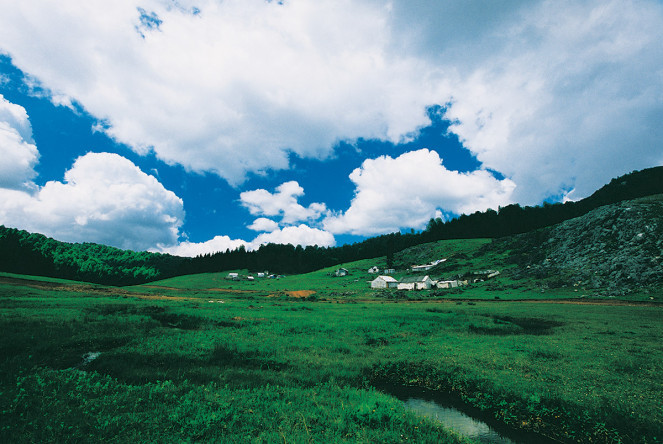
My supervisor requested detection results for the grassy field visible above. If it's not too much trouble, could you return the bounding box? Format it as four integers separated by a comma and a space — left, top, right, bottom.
1, 258, 662, 443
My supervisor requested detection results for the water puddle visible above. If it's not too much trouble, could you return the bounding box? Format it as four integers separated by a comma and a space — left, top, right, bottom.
381, 386, 556, 444
405, 397, 515, 443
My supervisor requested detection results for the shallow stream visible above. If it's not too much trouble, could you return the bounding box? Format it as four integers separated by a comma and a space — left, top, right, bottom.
382, 386, 557, 444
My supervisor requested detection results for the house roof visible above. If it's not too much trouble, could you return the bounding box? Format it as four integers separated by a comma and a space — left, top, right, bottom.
373, 275, 397, 282
400, 275, 430, 283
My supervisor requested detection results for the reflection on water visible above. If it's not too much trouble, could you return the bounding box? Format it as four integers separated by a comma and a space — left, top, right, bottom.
404, 397, 515, 444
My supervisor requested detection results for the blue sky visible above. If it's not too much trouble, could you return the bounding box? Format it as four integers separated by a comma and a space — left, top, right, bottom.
1, 0, 662, 255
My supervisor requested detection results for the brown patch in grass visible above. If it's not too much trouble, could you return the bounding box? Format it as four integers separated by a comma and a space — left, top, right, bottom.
287, 290, 316, 298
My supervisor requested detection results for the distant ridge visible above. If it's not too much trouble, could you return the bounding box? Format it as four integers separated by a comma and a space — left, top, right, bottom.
1, 166, 662, 284
421, 166, 663, 241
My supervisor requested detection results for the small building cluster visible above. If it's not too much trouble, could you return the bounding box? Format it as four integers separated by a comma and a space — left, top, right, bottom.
367, 266, 395, 274
226, 271, 284, 281
369, 269, 500, 291
331, 263, 501, 291
369, 274, 467, 290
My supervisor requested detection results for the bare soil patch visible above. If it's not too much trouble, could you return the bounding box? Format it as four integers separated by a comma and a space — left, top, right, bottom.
286, 290, 316, 298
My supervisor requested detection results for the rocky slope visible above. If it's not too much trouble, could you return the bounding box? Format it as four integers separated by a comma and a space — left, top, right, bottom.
504, 195, 663, 294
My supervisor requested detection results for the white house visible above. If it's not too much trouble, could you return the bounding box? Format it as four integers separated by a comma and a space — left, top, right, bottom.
436, 280, 459, 289
370, 275, 398, 289
397, 275, 434, 290
368, 266, 380, 274
226, 272, 239, 280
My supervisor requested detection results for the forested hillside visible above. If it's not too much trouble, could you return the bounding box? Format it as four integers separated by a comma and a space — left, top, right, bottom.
0, 227, 186, 286
1, 166, 662, 284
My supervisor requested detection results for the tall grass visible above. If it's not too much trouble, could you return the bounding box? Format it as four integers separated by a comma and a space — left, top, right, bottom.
1, 276, 661, 442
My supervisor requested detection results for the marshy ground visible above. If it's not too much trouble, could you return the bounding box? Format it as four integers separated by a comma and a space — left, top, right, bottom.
1, 270, 662, 443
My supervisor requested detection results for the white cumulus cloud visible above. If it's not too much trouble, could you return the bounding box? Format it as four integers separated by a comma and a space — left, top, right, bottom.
0, 0, 661, 217
249, 224, 336, 250
323, 149, 516, 236
156, 235, 248, 257
240, 181, 328, 225
157, 223, 336, 257
0, 151, 185, 251
247, 217, 280, 232
0, 0, 436, 185
405, 0, 663, 203
0, 94, 39, 190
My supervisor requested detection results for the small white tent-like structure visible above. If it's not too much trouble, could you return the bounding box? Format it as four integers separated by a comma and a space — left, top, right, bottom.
397, 276, 433, 290
436, 280, 459, 289
370, 275, 398, 289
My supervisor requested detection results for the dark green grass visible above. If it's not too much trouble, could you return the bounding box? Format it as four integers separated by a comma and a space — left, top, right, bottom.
1, 276, 662, 442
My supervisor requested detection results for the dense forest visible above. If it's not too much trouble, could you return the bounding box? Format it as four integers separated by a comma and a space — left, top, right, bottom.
0, 228, 187, 286
1, 166, 662, 285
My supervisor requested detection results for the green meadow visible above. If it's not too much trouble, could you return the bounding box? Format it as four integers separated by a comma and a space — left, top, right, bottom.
1, 247, 662, 444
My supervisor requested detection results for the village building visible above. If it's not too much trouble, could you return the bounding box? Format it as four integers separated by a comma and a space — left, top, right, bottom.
226, 272, 239, 280
370, 275, 398, 289
436, 280, 460, 289
397, 275, 434, 290
367, 266, 380, 274
383, 268, 395, 274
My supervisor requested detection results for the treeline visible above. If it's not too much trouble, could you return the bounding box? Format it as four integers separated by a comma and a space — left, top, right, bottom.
182, 231, 419, 276
422, 165, 663, 241
1, 166, 662, 285
0, 225, 419, 284
0, 227, 187, 286
188, 166, 663, 275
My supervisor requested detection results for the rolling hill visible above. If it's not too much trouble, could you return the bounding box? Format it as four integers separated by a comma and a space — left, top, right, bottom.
1, 166, 662, 286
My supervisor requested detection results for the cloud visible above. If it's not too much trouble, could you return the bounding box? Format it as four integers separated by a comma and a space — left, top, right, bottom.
249, 224, 336, 249
247, 217, 280, 232
1, 0, 661, 209
0, 0, 436, 184
323, 149, 515, 235
161, 184, 337, 255
240, 181, 328, 225
157, 223, 336, 257
0, 151, 185, 251
0, 94, 39, 189
414, 0, 663, 203
157, 235, 247, 257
